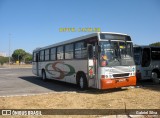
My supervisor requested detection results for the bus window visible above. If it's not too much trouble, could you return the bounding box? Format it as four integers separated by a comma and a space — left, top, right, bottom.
45, 49, 50, 61
75, 42, 87, 59
133, 47, 142, 65
33, 53, 36, 62
142, 48, 151, 67
65, 44, 74, 59
57, 46, 64, 60
99, 41, 135, 67
151, 48, 160, 60
50, 48, 56, 60
40, 50, 44, 61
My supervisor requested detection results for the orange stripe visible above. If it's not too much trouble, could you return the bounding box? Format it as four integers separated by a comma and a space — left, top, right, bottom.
101, 76, 136, 89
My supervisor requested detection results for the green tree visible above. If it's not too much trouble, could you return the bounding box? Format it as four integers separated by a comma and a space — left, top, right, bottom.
0, 56, 9, 65
24, 52, 32, 63
12, 49, 26, 63
149, 42, 160, 46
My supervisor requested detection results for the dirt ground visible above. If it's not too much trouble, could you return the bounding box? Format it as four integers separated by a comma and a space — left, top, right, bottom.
0, 85, 160, 118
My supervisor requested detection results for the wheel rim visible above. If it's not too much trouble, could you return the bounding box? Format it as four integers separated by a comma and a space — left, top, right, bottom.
152, 72, 158, 80
80, 77, 84, 88
152, 72, 160, 83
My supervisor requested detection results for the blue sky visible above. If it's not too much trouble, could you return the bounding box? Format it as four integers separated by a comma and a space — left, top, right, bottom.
0, 0, 160, 55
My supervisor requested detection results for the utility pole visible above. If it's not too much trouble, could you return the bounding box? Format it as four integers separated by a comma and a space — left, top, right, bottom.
9, 33, 11, 67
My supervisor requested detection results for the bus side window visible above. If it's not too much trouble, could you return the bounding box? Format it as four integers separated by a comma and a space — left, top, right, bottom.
57, 46, 64, 60
75, 42, 87, 59
40, 50, 44, 61
142, 48, 151, 67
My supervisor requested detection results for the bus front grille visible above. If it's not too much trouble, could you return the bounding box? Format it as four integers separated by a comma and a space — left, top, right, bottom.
113, 73, 129, 78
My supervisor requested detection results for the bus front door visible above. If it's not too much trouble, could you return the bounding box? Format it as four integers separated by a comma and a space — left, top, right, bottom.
36, 53, 40, 76
88, 44, 97, 88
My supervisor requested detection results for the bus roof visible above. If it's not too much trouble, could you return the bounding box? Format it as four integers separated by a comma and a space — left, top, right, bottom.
33, 32, 129, 52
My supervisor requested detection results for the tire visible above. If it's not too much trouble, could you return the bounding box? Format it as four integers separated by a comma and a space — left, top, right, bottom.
151, 72, 160, 84
42, 70, 47, 82
77, 74, 88, 90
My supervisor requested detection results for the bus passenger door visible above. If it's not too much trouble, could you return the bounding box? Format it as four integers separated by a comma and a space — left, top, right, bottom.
88, 44, 97, 88
36, 53, 40, 76
141, 48, 151, 79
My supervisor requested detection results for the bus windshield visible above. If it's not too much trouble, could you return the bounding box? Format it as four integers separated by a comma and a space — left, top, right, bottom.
99, 41, 135, 67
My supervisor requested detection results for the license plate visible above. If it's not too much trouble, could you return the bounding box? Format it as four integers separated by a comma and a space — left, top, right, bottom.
117, 79, 126, 82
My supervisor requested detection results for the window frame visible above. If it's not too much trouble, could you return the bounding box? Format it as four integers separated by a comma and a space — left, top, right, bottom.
44, 49, 50, 61
57, 45, 64, 60
65, 43, 74, 60
74, 41, 87, 59
40, 50, 45, 61
50, 47, 56, 61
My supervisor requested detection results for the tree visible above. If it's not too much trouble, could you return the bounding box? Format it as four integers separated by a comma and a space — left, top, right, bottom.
24, 52, 32, 63
149, 42, 160, 46
12, 49, 26, 63
0, 56, 9, 65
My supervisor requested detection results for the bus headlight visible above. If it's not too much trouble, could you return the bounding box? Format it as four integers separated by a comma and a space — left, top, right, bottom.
101, 75, 110, 79
129, 72, 135, 76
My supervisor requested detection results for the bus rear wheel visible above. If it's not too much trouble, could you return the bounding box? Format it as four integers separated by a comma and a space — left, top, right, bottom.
151, 72, 160, 84
77, 74, 88, 90
42, 70, 47, 82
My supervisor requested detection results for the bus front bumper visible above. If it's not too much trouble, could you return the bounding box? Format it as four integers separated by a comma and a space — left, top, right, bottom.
101, 76, 136, 89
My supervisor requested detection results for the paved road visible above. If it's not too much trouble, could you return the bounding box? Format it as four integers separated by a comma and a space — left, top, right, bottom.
0, 68, 159, 96
0, 68, 77, 96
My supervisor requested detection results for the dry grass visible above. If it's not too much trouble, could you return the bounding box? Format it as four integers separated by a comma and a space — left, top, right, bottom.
0, 86, 160, 118
0, 87, 160, 109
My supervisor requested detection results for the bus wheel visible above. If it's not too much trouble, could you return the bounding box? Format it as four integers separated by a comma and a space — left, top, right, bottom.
151, 72, 159, 84
77, 74, 88, 90
42, 70, 47, 82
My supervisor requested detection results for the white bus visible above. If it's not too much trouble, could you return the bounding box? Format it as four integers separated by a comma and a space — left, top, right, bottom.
32, 32, 136, 90
134, 45, 160, 83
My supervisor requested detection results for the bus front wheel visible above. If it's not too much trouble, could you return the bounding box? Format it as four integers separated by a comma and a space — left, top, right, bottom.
77, 74, 88, 90
151, 72, 160, 84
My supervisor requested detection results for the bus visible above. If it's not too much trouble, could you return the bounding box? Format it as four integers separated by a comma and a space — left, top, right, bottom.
32, 32, 136, 90
134, 45, 160, 83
